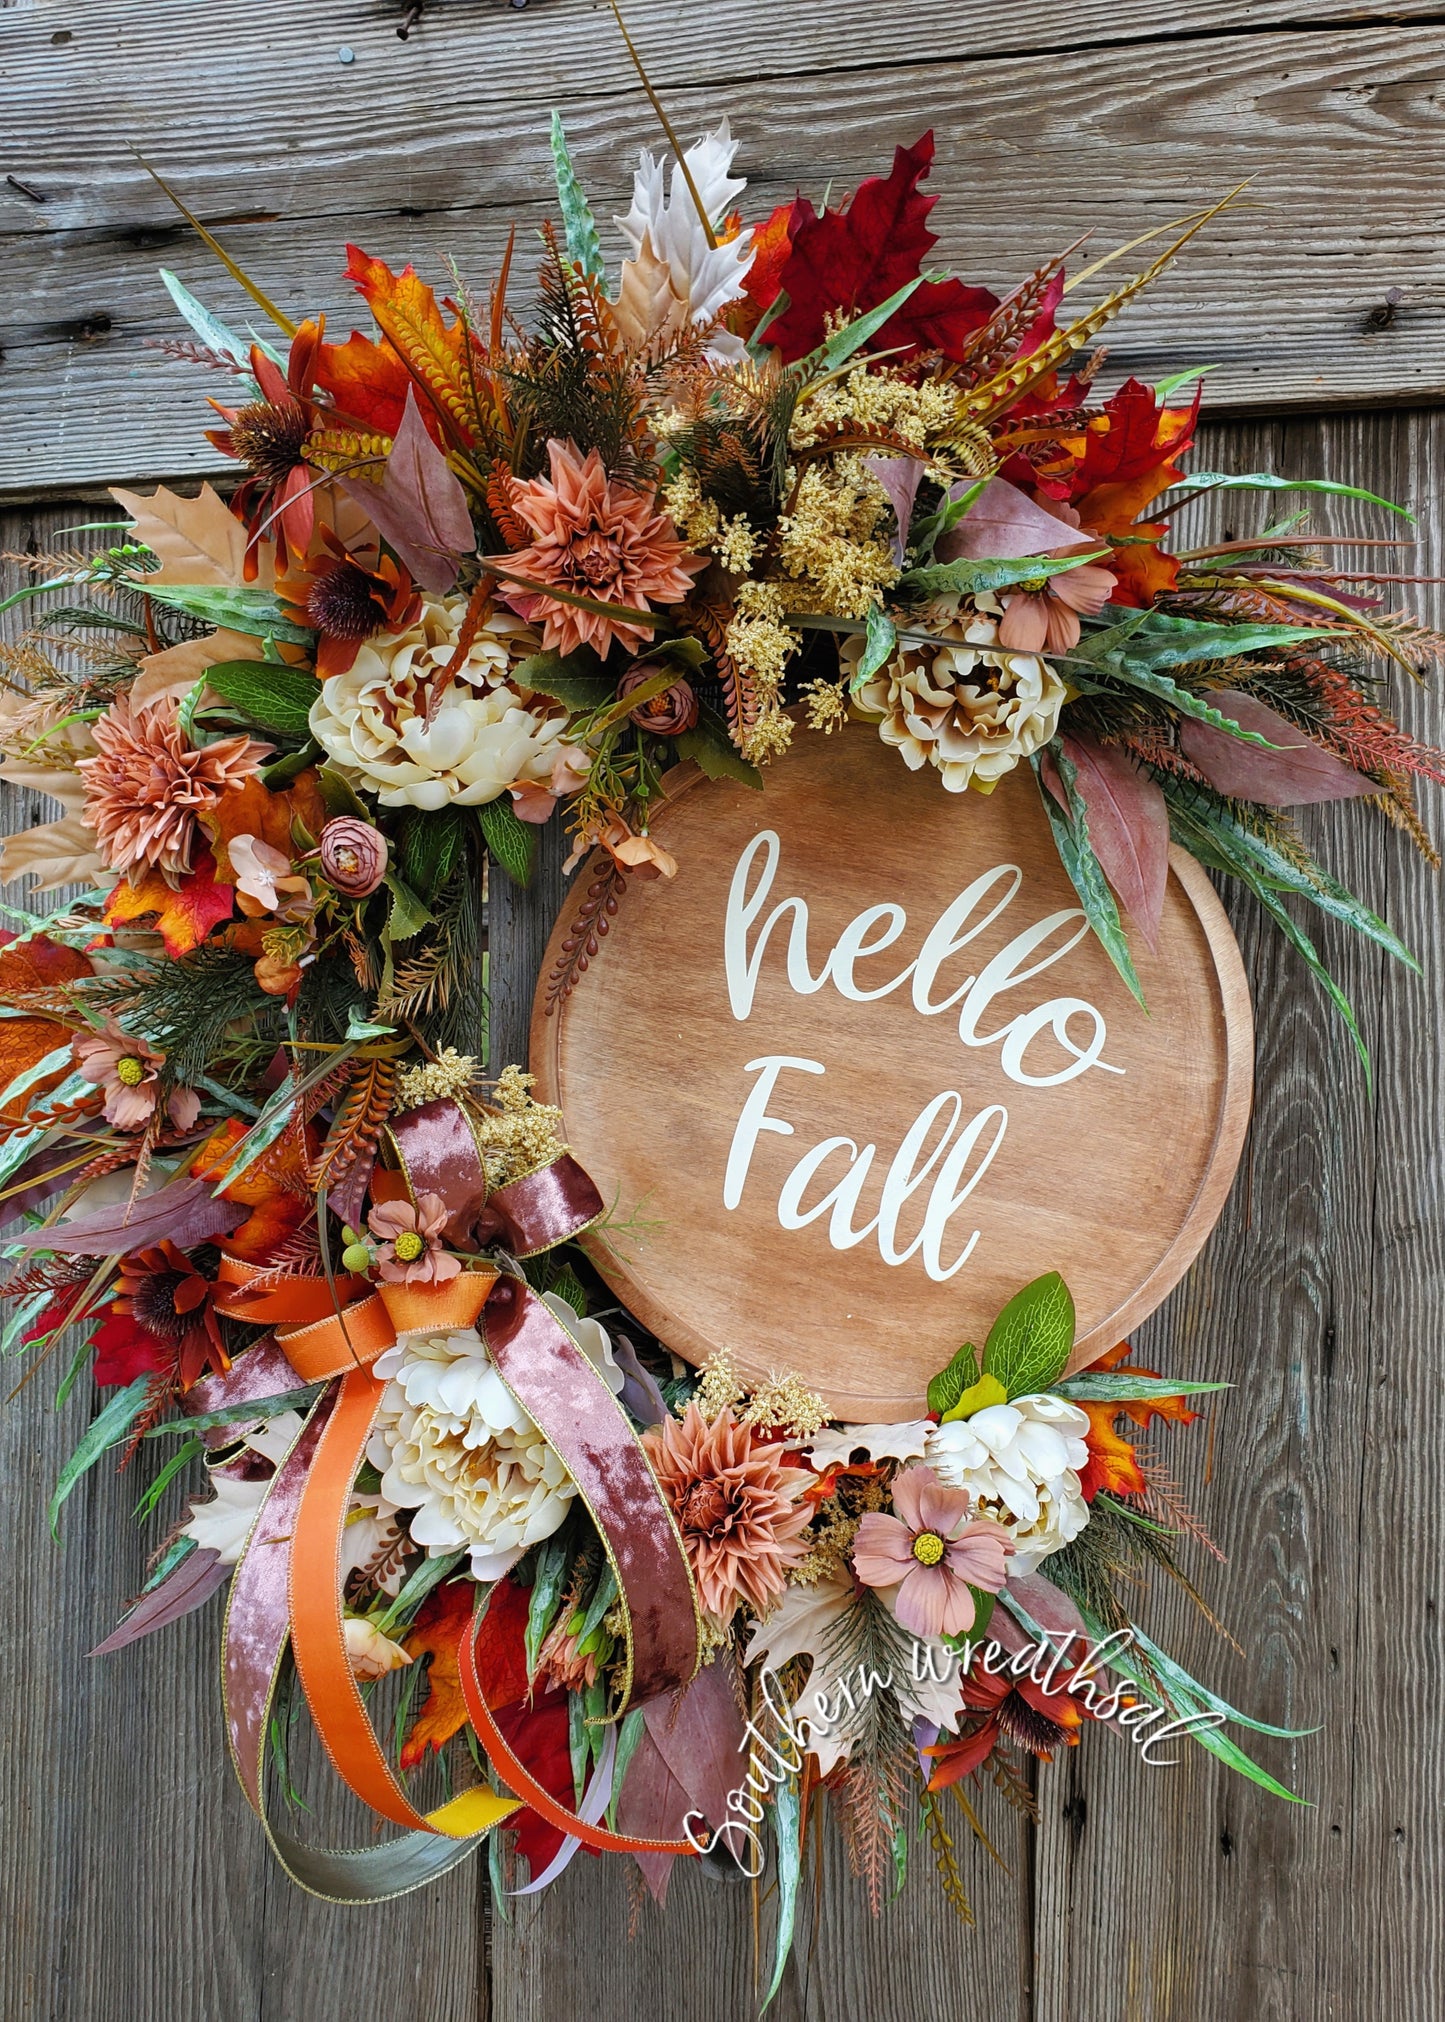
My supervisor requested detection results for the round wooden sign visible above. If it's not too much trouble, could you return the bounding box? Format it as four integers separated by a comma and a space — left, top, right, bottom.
530, 726, 1253, 1420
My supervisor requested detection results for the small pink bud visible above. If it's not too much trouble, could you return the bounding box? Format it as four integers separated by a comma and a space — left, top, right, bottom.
319, 817, 388, 897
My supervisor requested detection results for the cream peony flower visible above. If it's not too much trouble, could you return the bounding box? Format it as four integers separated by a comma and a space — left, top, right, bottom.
343, 1615, 413, 1682
925, 1394, 1091, 1573
307, 595, 566, 810
367, 1305, 622, 1581
849, 613, 1065, 793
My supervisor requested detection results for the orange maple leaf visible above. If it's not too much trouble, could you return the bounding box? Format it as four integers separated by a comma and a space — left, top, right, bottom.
200, 771, 327, 885
344, 247, 475, 449
314, 328, 416, 438
1078, 1404, 1148, 1501
400, 1579, 479, 1771
104, 849, 235, 955
190, 1115, 317, 1260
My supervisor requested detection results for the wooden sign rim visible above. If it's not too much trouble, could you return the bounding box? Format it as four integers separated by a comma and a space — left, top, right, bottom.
530, 753, 1254, 1401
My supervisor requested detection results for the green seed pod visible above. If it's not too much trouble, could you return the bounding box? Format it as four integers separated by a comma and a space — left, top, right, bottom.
341, 1242, 373, 1274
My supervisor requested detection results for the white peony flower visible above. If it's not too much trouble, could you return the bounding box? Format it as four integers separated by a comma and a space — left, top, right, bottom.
850, 613, 1065, 794
616, 120, 754, 358
925, 1394, 1091, 1573
805, 1420, 934, 1469
308, 595, 566, 810
367, 1309, 621, 1581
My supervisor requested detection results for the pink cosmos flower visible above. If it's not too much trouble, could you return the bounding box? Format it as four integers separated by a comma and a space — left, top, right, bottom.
997, 551, 1118, 656
852, 1463, 1014, 1640
366, 1192, 462, 1285
72, 1019, 201, 1133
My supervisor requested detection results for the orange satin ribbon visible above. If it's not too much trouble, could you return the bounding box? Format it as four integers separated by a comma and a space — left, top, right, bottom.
288, 1365, 518, 1841
213, 1254, 367, 1326
272, 1273, 497, 1384
458, 1614, 701, 1858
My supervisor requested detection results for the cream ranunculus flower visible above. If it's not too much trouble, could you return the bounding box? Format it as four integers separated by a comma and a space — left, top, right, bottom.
367, 1308, 622, 1581
848, 612, 1065, 794
308, 596, 567, 810
924, 1394, 1090, 1573
343, 1615, 414, 1682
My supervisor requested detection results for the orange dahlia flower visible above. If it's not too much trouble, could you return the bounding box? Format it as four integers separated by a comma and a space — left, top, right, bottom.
77, 695, 270, 885
493, 439, 705, 658
642, 1402, 813, 1620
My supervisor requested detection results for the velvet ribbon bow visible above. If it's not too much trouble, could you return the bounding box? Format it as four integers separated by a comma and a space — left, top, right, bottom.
208, 1096, 703, 1901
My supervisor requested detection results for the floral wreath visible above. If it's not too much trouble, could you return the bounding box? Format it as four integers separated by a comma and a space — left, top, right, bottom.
1, 65, 1436, 1979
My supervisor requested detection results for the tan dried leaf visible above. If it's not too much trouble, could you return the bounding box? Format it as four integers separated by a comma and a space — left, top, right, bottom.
611, 236, 690, 352
0, 758, 88, 816
110, 483, 273, 588
132, 626, 268, 710
0, 816, 107, 890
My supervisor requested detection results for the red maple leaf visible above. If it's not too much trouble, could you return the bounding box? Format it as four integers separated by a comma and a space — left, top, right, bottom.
103, 848, 235, 956
749, 133, 999, 365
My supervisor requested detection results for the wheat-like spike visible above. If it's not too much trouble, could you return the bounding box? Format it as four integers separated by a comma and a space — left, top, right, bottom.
305, 428, 393, 476
543, 863, 628, 1014
919, 1787, 974, 1926
957, 185, 1248, 425
317, 1056, 397, 1185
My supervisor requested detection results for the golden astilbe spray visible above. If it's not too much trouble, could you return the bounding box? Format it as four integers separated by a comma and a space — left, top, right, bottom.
955, 183, 1251, 427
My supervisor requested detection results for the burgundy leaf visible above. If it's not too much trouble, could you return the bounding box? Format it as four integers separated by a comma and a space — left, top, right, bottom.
641, 1653, 748, 1832
863, 453, 925, 565
10, 1172, 247, 1254
1179, 692, 1376, 806
612, 1333, 669, 1427
341, 386, 476, 594
1058, 733, 1171, 951
89, 1546, 228, 1656
936, 474, 1083, 563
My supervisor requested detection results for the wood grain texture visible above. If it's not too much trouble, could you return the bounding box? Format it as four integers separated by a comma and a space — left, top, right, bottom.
8, 4, 1445, 494
530, 731, 1253, 1414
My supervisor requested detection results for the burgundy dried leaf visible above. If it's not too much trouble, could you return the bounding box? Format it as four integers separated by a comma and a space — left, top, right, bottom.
10, 1172, 247, 1255
1179, 691, 1377, 807
863, 453, 925, 565
937, 474, 1083, 563
340, 386, 476, 594
1056, 732, 1171, 951
89, 1546, 228, 1656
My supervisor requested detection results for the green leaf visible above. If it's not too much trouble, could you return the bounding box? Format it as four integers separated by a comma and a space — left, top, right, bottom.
400, 807, 469, 901
50, 1376, 154, 1539
804, 275, 926, 376
374, 1549, 466, 1636
317, 765, 374, 820
382, 873, 432, 943
550, 112, 606, 280
525, 1532, 571, 1678
939, 1372, 1007, 1424
849, 602, 897, 693
145, 1383, 324, 1437
925, 1342, 980, 1417
133, 1435, 204, 1520
513, 647, 611, 712
575, 1560, 618, 1647
159, 267, 253, 369
675, 701, 764, 787
203, 661, 322, 739
1072, 608, 1336, 693
477, 798, 535, 887
1152, 364, 1220, 400
760, 1780, 802, 2013
1053, 1373, 1231, 1402
1002, 1590, 1309, 1801
1033, 746, 1146, 1008
606, 1706, 647, 1833
1168, 796, 1372, 1084
140, 582, 316, 644
140, 1534, 197, 1596
1161, 469, 1413, 519
901, 550, 1109, 600
981, 1273, 1075, 1399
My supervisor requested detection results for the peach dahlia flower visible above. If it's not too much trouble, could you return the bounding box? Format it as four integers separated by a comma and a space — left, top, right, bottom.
642, 1402, 813, 1620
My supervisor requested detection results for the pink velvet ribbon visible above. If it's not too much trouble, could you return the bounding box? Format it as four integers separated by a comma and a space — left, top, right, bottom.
482, 1275, 699, 1705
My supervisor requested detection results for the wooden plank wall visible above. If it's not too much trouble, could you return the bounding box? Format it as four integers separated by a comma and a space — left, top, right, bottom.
3, 3, 1444, 2016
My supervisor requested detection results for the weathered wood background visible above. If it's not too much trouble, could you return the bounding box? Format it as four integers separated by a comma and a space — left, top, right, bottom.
3, 3, 1444, 2017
